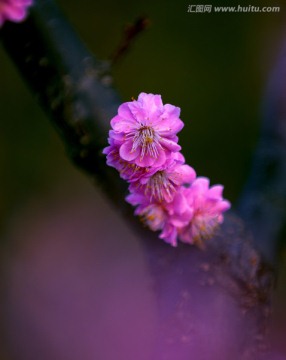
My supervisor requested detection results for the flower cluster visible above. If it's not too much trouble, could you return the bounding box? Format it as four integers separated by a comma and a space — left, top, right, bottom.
103, 92, 231, 247
0, 0, 33, 27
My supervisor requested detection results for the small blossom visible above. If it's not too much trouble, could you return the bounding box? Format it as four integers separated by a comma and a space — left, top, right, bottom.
129, 153, 196, 202
103, 141, 147, 181
109, 92, 183, 167
138, 204, 167, 232
176, 178, 231, 247
126, 191, 166, 232
127, 177, 230, 247
126, 191, 177, 246
0, 0, 33, 27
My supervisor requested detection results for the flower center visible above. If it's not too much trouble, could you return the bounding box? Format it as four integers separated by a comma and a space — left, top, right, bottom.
140, 204, 165, 231
131, 125, 162, 159
146, 171, 176, 202
192, 214, 219, 242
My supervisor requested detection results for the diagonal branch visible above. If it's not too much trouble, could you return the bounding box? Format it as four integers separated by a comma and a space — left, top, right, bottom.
0, 0, 128, 210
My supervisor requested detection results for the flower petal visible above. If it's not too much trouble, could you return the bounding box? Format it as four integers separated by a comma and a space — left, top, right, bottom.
119, 141, 140, 161
160, 224, 178, 247
118, 103, 136, 121
111, 114, 135, 132
208, 185, 224, 199
159, 137, 181, 152
176, 164, 196, 184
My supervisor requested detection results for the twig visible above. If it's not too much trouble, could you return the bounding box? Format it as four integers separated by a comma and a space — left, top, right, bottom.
109, 16, 150, 65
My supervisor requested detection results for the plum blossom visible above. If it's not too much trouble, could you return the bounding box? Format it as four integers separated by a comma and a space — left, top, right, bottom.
103, 138, 147, 182
104, 92, 231, 247
126, 191, 175, 245
129, 153, 196, 202
127, 178, 230, 247
0, 0, 33, 27
108, 92, 183, 167
169, 178, 231, 247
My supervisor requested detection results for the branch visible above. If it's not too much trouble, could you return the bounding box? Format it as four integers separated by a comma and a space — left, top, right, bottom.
109, 15, 150, 65
237, 35, 286, 264
0, 0, 128, 211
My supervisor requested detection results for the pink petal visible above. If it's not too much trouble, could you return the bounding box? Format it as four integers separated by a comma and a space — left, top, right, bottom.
4, 5, 25, 21
128, 104, 146, 123
108, 130, 125, 144
171, 191, 190, 215
215, 200, 231, 213
176, 164, 196, 184
172, 151, 185, 164
126, 192, 145, 206
208, 185, 224, 199
135, 154, 156, 167
110, 114, 135, 132
119, 141, 140, 161
13, 0, 32, 5
117, 103, 136, 121
138, 93, 163, 112
163, 104, 181, 118
156, 117, 184, 136
102, 145, 112, 155
159, 137, 181, 152
159, 224, 178, 247
192, 177, 210, 193
179, 227, 195, 245
133, 148, 167, 167
150, 150, 167, 167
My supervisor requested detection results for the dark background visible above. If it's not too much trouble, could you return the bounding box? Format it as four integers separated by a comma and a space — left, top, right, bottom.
0, 0, 286, 359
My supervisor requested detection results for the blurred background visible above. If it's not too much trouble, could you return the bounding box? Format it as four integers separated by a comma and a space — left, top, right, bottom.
0, 0, 286, 359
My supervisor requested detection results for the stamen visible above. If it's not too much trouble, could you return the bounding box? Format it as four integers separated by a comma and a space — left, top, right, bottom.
140, 204, 165, 231
193, 214, 219, 241
145, 171, 177, 202
129, 125, 162, 159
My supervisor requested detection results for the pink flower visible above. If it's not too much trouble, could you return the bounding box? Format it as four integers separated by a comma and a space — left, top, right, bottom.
175, 178, 231, 247
126, 191, 176, 245
126, 191, 166, 229
138, 204, 167, 232
127, 177, 231, 247
103, 139, 147, 181
159, 223, 178, 247
109, 93, 183, 167
0, 0, 33, 27
104, 92, 231, 248
129, 153, 196, 202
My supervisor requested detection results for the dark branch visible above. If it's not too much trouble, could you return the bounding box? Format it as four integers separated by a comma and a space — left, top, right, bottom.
0, 0, 128, 211
237, 36, 286, 265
